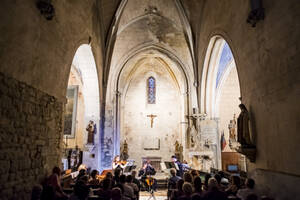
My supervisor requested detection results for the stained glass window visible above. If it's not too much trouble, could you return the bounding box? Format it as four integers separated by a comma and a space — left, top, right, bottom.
147, 77, 156, 104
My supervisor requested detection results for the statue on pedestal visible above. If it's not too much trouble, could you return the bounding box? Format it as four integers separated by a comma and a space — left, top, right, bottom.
120, 140, 129, 160
86, 120, 96, 144
237, 104, 252, 146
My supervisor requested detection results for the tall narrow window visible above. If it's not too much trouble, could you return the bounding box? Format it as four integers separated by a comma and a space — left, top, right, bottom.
147, 77, 156, 104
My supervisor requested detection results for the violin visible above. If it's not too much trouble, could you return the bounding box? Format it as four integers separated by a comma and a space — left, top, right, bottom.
118, 160, 127, 165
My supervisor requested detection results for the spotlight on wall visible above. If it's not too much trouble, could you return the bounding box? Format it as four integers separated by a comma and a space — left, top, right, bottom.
247, 0, 265, 27
36, 0, 55, 20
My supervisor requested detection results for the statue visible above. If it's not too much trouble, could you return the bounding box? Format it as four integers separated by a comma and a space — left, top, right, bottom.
229, 114, 237, 140
237, 104, 252, 146
175, 140, 180, 153
86, 120, 96, 144
120, 140, 129, 160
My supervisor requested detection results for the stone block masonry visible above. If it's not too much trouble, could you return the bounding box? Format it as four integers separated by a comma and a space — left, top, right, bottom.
0, 72, 64, 200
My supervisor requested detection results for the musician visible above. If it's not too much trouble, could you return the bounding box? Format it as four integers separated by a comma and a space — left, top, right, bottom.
171, 155, 183, 177
138, 159, 157, 191
112, 155, 128, 172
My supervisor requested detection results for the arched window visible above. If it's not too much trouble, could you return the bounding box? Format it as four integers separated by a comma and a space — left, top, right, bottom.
147, 77, 156, 104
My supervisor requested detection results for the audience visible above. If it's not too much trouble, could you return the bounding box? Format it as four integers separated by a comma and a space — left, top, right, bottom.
126, 175, 139, 200
34, 166, 274, 200
183, 172, 193, 184
193, 176, 202, 195
89, 170, 100, 187
95, 178, 112, 200
179, 182, 193, 200
236, 178, 256, 200
202, 178, 227, 200
171, 179, 185, 200
41, 166, 68, 200
225, 175, 241, 196
168, 168, 181, 199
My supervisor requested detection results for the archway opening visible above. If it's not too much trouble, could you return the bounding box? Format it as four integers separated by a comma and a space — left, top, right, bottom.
62, 44, 101, 171
200, 36, 246, 173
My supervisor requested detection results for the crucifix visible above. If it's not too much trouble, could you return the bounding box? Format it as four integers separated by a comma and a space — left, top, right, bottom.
147, 114, 157, 128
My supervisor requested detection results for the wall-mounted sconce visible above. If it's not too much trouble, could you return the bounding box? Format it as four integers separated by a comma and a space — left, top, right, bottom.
247, 0, 265, 27
36, 0, 55, 20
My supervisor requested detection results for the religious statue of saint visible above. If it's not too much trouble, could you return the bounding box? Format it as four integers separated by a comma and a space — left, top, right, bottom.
86, 120, 96, 144
237, 104, 252, 147
228, 114, 237, 140
175, 140, 180, 153
120, 140, 129, 160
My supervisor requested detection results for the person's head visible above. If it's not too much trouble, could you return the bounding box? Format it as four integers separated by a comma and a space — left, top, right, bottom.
90, 169, 99, 179
193, 176, 202, 192
80, 175, 89, 184
114, 155, 120, 162
119, 174, 126, 184
208, 178, 218, 189
214, 174, 221, 185
246, 178, 255, 189
52, 166, 61, 176
126, 175, 133, 183
246, 194, 258, 200
111, 187, 122, 200
170, 168, 176, 177
191, 170, 198, 177
79, 169, 86, 176
231, 175, 241, 187
218, 171, 225, 178
106, 172, 113, 179
172, 155, 177, 162
183, 172, 193, 183
131, 170, 137, 178
146, 159, 151, 164
182, 182, 193, 196
177, 179, 184, 191
102, 178, 111, 190
204, 174, 211, 187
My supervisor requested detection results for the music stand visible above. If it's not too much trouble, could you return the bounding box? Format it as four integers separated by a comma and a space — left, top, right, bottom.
124, 165, 136, 174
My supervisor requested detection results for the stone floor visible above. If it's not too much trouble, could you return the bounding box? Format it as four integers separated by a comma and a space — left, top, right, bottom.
140, 190, 167, 200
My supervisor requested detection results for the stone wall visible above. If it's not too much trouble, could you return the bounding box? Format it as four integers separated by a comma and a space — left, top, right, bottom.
0, 72, 63, 200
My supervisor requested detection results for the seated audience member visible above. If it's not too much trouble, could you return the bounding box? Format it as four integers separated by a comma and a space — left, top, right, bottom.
31, 185, 42, 200
190, 170, 199, 180
213, 174, 221, 186
131, 170, 141, 191
113, 168, 122, 185
69, 180, 90, 200
42, 166, 68, 200
89, 169, 100, 187
95, 178, 112, 200
203, 174, 211, 192
237, 178, 256, 200
202, 178, 227, 200
119, 174, 134, 200
193, 176, 202, 195
183, 172, 193, 183
168, 168, 181, 199
171, 179, 185, 200
179, 182, 193, 200
126, 175, 139, 200
76, 169, 87, 184
111, 187, 122, 200
226, 175, 241, 196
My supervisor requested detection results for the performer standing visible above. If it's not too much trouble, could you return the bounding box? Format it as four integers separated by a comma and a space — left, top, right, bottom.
172, 155, 183, 177
112, 155, 128, 172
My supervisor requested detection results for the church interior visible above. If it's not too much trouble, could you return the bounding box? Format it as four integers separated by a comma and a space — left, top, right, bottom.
0, 0, 299, 200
